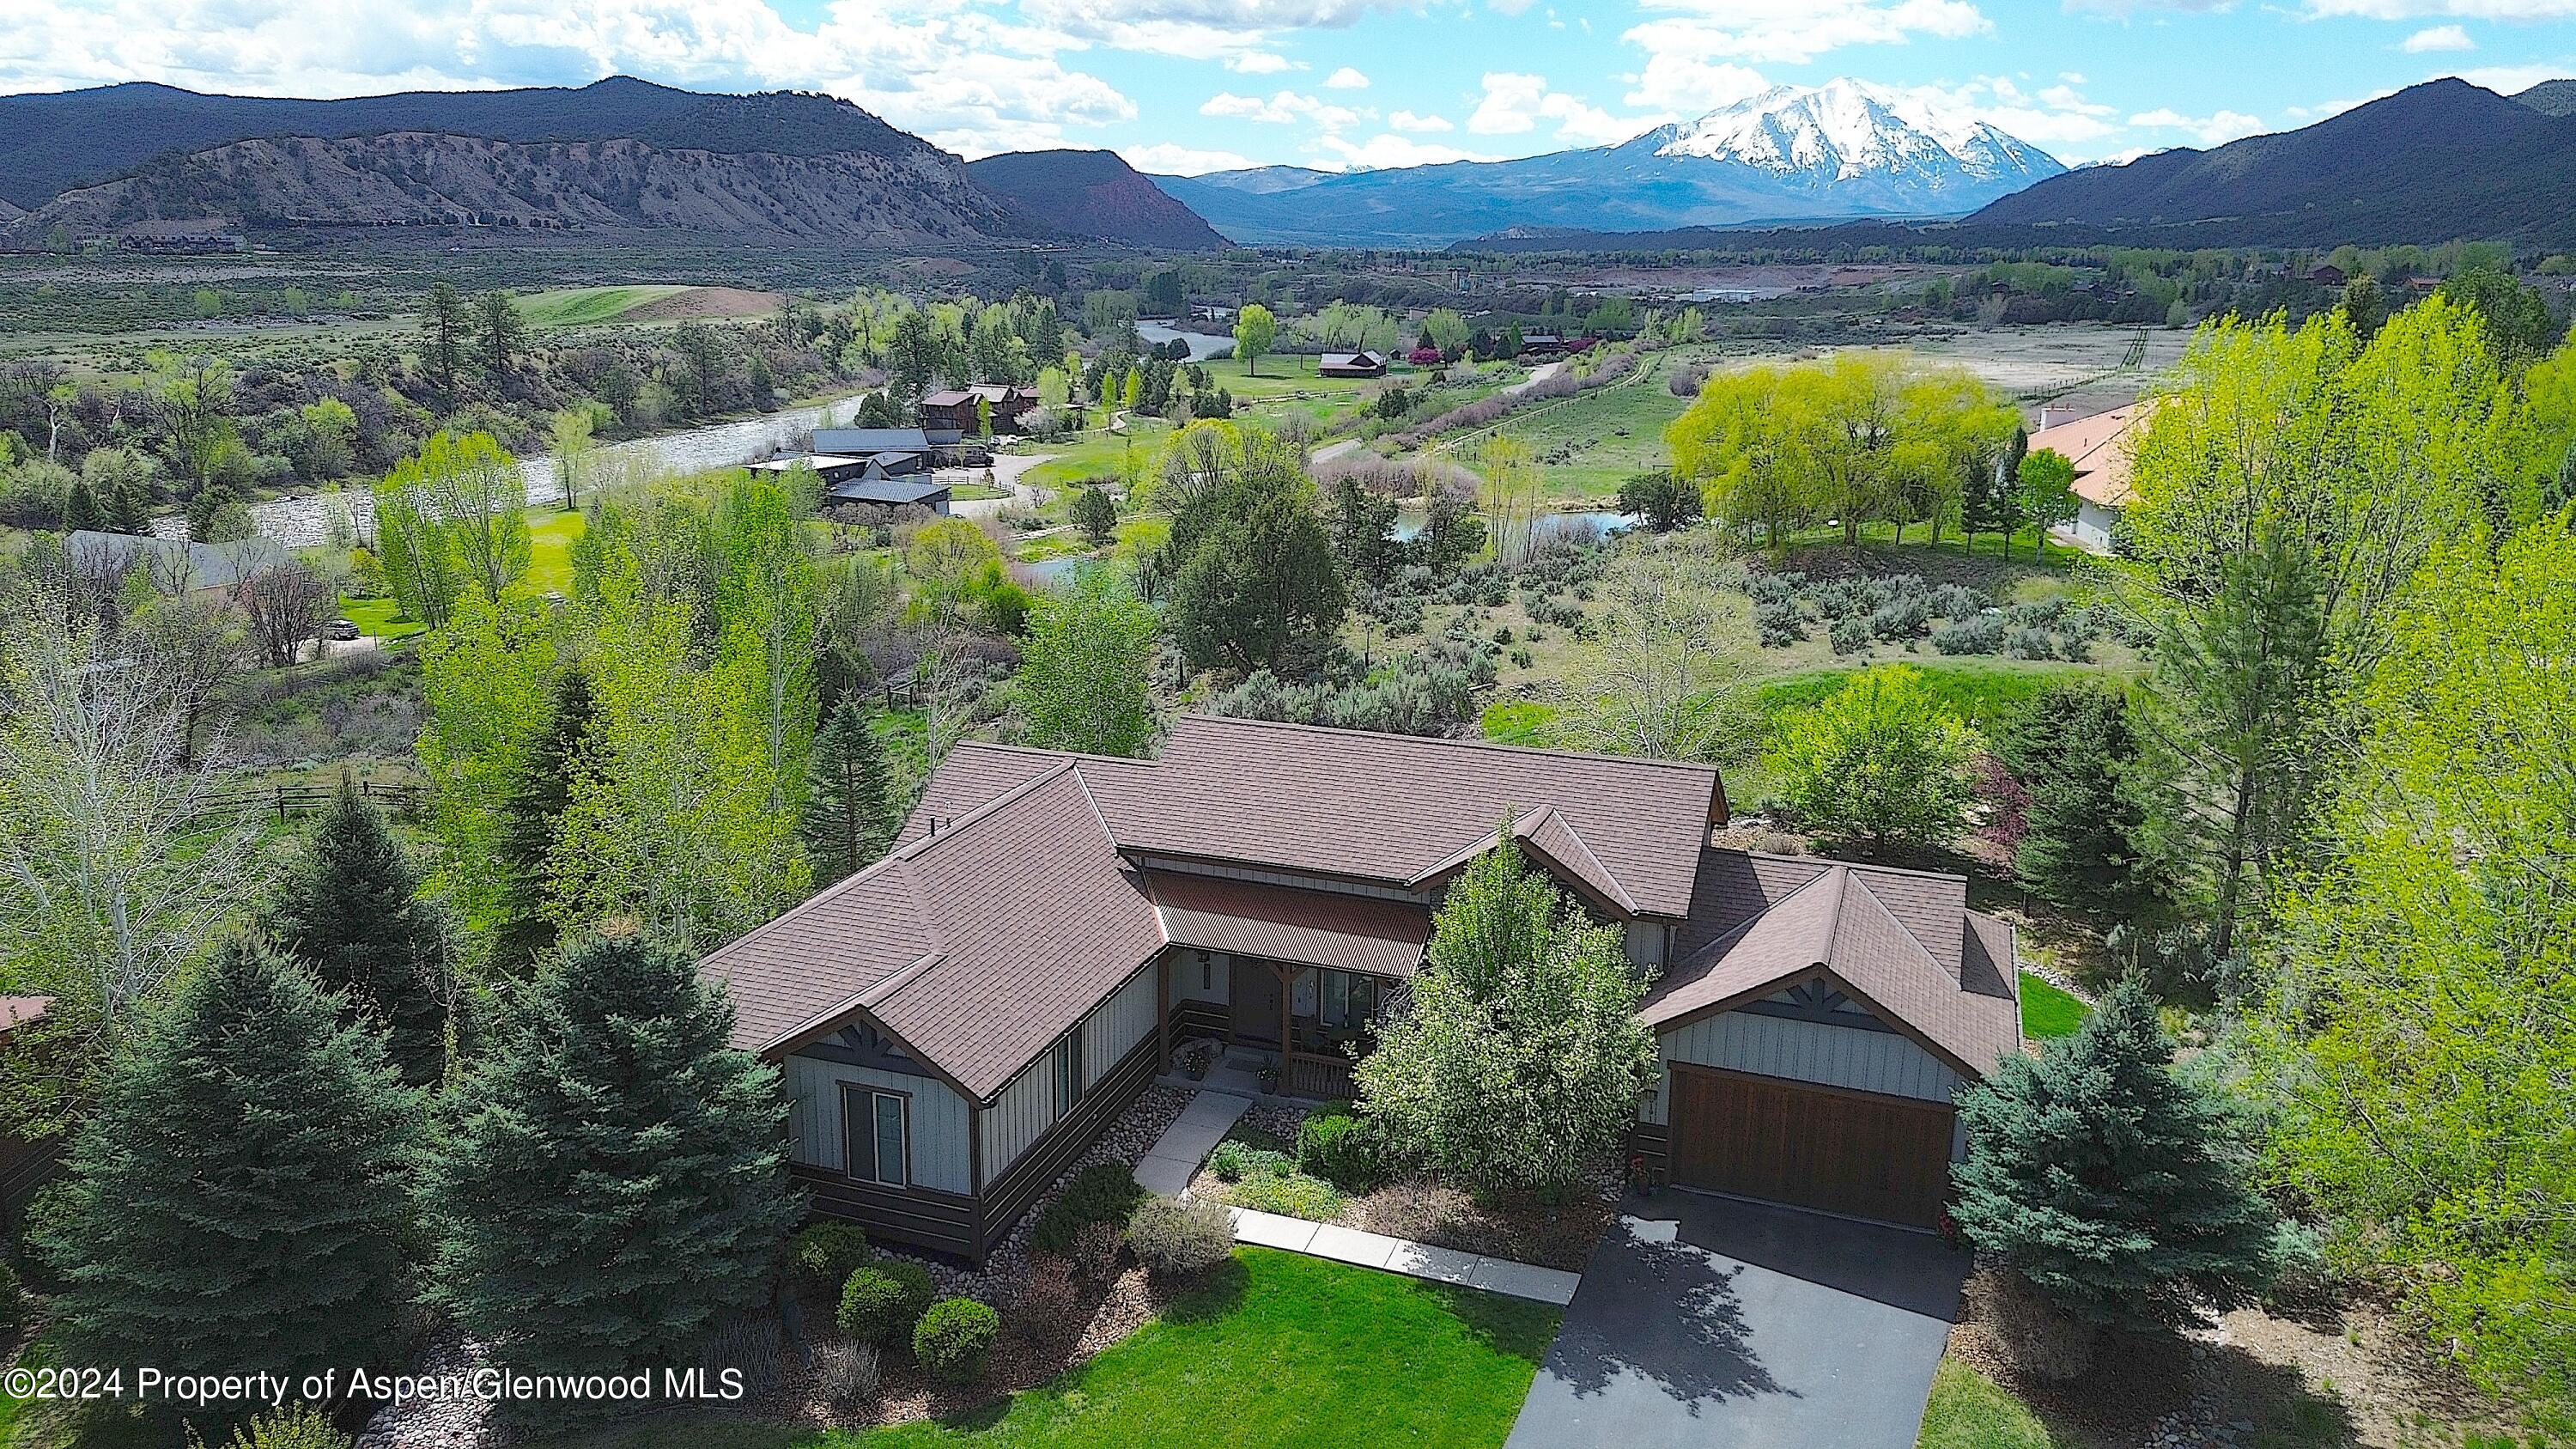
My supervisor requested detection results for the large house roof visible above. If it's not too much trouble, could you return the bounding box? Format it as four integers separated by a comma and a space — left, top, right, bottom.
701, 764, 1164, 1099
0, 995, 52, 1038
2028, 404, 2145, 510
1644, 850, 2020, 1079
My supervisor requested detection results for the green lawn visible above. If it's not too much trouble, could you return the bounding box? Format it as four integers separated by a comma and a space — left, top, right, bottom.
1467, 350, 1703, 500
1754, 660, 2104, 738
2018, 972, 2091, 1041
519, 284, 696, 327
554, 1249, 1557, 1449
1915, 1358, 2078, 1449
337, 593, 426, 640
526, 508, 586, 594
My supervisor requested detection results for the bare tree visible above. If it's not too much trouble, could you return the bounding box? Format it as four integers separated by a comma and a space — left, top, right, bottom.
236, 557, 336, 667
131, 592, 248, 768
0, 595, 263, 1107
1549, 557, 1761, 766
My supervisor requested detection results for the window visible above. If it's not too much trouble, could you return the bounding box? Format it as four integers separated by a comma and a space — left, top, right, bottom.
1053, 1032, 1084, 1117
841, 1084, 908, 1187
1319, 970, 1384, 1032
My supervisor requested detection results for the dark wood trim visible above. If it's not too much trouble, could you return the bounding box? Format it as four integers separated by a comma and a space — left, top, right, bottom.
1168, 1000, 1227, 1041
1628, 1122, 1670, 1181
767, 1002, 982, 1104
793, 1166, 978, 1257
975, 1032, 1159, 1259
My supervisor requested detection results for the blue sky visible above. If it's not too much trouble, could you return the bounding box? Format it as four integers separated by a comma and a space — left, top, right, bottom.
3, 0, 2568, 169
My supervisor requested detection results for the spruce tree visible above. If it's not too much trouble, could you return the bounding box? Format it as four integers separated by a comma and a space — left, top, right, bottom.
1996, 685, 2154, 914
1951, 977, 2277, 1332
61, 475, 100, 532
494, 667, 595, 970
33, 937, 417, 1422
421, 933, 799, 1419
800, 694, 894, 886
267, 777, 449, 1084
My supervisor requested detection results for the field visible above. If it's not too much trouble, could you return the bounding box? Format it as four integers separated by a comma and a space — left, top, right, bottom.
519, 284, 786, 327
1444, 349, 1705, 500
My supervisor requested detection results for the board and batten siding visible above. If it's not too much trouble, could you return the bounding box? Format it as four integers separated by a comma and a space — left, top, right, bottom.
977, 961, 1158, 1184
781, 1053, 972, 1195
1644, 1006, 1961, 1126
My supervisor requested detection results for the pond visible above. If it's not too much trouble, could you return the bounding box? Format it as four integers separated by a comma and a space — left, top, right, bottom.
1390, 508, 1638, 544
1138, 320, 1237, 363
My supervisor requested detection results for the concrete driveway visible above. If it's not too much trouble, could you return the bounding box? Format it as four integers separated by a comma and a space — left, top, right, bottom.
1505, 1191, 1969, 1449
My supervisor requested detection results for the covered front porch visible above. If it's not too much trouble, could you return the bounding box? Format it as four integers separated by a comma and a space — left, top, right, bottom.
1145, 868, 1431, 1101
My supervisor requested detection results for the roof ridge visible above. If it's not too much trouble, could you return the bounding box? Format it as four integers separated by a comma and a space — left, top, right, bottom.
1173, 711, 1725, 780
1527, 812, 1640, 916
1735, 846, 1972, 888
1666, 862, 1844, 976
1820, 862, 1852, 969
1832, 871, 1948, 980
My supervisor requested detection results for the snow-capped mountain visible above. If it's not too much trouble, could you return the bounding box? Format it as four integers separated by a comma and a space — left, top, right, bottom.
1649, 81, 2057, 192
1151, 76, 2064, 247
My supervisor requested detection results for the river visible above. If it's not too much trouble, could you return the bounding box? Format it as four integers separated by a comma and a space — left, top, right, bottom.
1137, 320, 1236, 362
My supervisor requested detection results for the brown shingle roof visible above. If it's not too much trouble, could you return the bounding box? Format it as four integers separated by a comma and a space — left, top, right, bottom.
0, 995, 52, 1037
1644, 851, 2021, 1080
1149, 870, 1430, 978
702, 764, 1165, 1099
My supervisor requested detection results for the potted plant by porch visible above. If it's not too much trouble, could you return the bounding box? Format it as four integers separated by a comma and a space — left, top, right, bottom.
1255, 1059, 1281, 1094
1181, 1040, 1213, 1081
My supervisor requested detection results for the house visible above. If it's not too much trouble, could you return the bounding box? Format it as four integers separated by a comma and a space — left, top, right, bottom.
65, 530, 285, 594
1519, 332, 1565, 356
2027, 402, 2148, 553
824, 473, 953, 514
918, 385, 1041, 436
1317, 351, 1388, 379
2308, 264, 2348, 289
699, 715, 2020, 1260
750, 454, 876, 489
810, 428, 938, 474
0, 996, 58, 1235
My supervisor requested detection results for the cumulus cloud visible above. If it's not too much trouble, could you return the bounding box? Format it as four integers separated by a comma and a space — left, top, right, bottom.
1388, 109, 1454, 131
1200, 88, 1365, 129
1467, 71, 1660, 145
1121, 141, 1258, 174
1622, 0, 1989, 70
2129, 106, 2267, 144
1325, 65, 1369, 88
1227, 52, 1298, 72
2399, 22, 2476, 47
2301, 0, 2576, 16
1622, 55, 1771, 114
1315, 132, 1499, 168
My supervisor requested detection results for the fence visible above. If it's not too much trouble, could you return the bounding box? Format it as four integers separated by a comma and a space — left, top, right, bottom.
196, 778, 424, 825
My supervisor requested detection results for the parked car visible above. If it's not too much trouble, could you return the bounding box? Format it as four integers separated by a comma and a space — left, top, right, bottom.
323, 618, 361, 642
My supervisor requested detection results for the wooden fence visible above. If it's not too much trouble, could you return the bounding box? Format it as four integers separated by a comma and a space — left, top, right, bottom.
195, 778, 424, 825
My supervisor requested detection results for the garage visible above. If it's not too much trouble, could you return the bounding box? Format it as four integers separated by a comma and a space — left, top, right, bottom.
1668, 1062, 1956, 1229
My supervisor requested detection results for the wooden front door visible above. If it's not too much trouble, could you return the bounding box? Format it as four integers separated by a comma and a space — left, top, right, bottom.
1230, 959, 1283, 1044
1668, 1063, 1955, 1229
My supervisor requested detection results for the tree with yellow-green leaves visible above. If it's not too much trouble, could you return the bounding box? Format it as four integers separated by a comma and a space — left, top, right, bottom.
2256, 518, 2576, 1420
1232, 303, 1277, 376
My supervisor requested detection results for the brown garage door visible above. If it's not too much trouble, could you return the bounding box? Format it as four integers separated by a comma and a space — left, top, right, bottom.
1668, 1063, 1955, 1228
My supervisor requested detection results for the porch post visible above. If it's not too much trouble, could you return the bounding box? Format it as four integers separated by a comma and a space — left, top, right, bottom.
1155, 950, 1171, 1075
1274, 962, 1295, 1087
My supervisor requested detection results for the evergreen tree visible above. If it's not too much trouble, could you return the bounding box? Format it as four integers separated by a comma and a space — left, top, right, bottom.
266, 778, 450, 1084
1952, 977, 2277, 1334
1996, 685, 2154, 914
34, 937, 418, 1422
60, 475, 100, 532
494, 667, 596, 971
800, 694, 895, 886
421, 934, 799, 1422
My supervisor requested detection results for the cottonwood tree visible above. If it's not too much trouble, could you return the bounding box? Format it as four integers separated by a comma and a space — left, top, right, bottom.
549, 406, 598, 511
714, 470, 819, 812
392, 432, 530, 604
422, 933, 798, 1425
1765, 664, 1981, 851
373, 470, 462, 630
1953, 977, 2277, 1339
1016, 564, 1158, 758
0, 600, 261, 1132
1549, 558, 1758, 765
1476, 436, 1547, 569
2014, 447, 2079, 558
1232, 303, 1277, 376
131, 590, 247, 769
416, 590, 562, 943
152, 350, 241, 504
235, 557, 337, 667
1355, 832, 1658, 1195
37, 938, 417, 1428
2257, 520, 2576, 1410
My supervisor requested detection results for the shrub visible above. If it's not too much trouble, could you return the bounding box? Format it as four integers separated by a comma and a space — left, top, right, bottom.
1932, 614, 2006, 655
1210, 1141, 1248, 1182
1754, 600, 1805, 648
1229, 1169, 1346, 1221
1012, 1257, 1090, 1345
1127, 1196, 1236, 1279
699, 1312, 785, 1393
0, 1260, 24, 1343
1827, 616, 1872, 654
912, 1298, 1000, 1383
836, 1262, 936, 1347
1030, 1163, 1146, 1255
2002, 626, 2058, 661
811, 1341, 881, 1412
1066, 1220, 1125, 1283
787, 1224, 873, 1294
215, 1405, 351, 1449
1297, 1111, 1385, 1191
1211, 1142, 1291, 1184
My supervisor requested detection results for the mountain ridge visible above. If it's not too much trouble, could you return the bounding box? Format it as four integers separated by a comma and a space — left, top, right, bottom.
965, 149, 1224, 251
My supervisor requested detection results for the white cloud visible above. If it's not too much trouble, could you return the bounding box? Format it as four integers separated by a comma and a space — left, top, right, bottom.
1227, 51, 1298, 72
1315, 132, 1499, 168
2302, 0, 2576, 16
1466, 71, 1659, 145
2452, 61, 2572, 91
1325, 65, 1370, 88
0, 0, 1138, 157
1121, 142, 1258, 174
1200, 88, 1364, 129
2128, 107, 2267, 144
2399, 22, 2475, 47
1389, 109, 1455, 131
1622, 54, 1771, 113
1621, 0, 1989, 69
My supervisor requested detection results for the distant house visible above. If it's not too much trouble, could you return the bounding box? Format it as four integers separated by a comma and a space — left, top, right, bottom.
809, 428, 938, 476
1519, 332, 1565, 356
750, 454, 876, 489
2028, 402, 2148, 553
2308, 263, 2348, 288
826, 473, 953, 514
67, 531, 284, 594
1317, 350, 1388, 379
919, 385, 1041, 436
1, 996, 58, 1233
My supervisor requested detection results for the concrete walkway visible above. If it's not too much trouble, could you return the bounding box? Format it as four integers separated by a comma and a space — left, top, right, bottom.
1230, 1206, 1581, 1306
1133, 1089, 1252, 1195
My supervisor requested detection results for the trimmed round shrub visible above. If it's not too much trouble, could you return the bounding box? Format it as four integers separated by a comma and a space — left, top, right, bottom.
1127, 1196, 1236, 1280
912, 1298, 1000, 1383
1297, 1111, 1385, 1191
836, 1261, 936, 1348
788, 1223, 874, 1294
1210, 1141, 1249, 1183
1230, 1170, 1345, 1221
